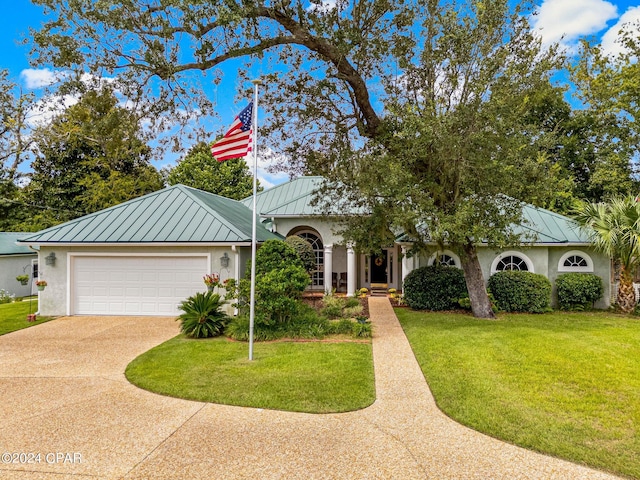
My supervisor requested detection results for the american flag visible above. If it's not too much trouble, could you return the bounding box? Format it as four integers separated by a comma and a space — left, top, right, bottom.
211, 102, 253, 162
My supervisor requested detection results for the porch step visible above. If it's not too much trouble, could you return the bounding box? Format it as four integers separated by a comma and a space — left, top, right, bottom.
370, 287, 388, 297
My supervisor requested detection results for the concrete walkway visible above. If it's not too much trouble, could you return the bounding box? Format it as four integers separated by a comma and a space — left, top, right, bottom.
0, 299, 621, 479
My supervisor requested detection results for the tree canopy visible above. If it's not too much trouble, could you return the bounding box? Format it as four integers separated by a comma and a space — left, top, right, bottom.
0, 70, 35, 230
18, 86, 163, 230
27, 0, 639, 316
165, 141, 259, 200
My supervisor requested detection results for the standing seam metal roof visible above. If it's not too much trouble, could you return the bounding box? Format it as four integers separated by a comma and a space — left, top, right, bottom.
242, 176, 365, 216
18, 185, 281, 244
0, 232, 37, 255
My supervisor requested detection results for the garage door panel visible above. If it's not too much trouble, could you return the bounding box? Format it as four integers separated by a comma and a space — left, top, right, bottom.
73, 256, 207, 316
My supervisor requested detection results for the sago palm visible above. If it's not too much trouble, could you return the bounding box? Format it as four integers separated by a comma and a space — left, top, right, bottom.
177, 291, 230, 338
574, 196, 640, 313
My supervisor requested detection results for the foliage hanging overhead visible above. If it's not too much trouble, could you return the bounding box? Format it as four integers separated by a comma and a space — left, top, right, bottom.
29, 0, 568, 318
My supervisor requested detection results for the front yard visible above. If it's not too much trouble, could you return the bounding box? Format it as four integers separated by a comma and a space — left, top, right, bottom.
0, 300, 53, 335
396, 309, 640, 479
126, 335, 375, 413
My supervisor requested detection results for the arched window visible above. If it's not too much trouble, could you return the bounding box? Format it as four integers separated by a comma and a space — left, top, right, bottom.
297, 231, 324, 288
491, 251, 534, 274
437, 254, 457, 267
428, 250, 461, 268
558, 250, 594, 272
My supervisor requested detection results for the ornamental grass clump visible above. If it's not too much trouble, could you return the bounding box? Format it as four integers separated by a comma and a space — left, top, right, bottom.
177, 291, 230, 338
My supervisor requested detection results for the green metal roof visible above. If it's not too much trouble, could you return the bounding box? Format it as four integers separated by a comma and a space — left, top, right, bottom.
18, 185, 282, 244
242, 176, 365, 216
516, 203, 588, 243
396, 202, 589, 244
0, 232, 37, 255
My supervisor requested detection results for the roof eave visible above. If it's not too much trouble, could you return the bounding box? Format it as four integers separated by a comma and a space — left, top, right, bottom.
15, 241, 257, 247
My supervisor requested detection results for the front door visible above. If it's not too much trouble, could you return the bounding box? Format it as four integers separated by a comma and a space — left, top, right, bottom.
370, 252, 388, 286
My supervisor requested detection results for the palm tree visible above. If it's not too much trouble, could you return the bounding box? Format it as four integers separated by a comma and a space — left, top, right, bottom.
574, 196, 640, 313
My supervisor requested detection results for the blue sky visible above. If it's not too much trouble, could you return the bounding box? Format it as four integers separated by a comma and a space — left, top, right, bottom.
2, 0, 640, 187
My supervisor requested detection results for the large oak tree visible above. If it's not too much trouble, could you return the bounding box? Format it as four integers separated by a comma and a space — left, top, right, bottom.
21, 86, 163, 230
31, 0, 566, 317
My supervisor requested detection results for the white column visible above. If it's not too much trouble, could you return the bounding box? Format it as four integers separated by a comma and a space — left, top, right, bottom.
347, 245, 357, 296
401, 245, 414, 290
324, 244, 333, 294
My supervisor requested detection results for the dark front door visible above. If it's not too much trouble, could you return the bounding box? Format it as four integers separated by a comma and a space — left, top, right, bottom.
371, 253, 387, 284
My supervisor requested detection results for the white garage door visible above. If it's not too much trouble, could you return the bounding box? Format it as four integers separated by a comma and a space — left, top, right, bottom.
72, 255, 207, 315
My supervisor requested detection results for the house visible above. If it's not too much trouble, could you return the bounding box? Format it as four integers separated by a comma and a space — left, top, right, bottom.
18, 177, 611, 316
0, 232, 38, 298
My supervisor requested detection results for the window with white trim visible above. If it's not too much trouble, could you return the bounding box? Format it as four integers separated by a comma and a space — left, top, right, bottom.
491, 251, 534, 274
297, 231, 324, 288
428, 250, 461, 268
558, 250, 594, 272
436, 254, 457, 267
495, 255, 529, 271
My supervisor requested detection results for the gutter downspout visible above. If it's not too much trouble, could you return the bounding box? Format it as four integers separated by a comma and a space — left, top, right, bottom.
26, 245, 40, 315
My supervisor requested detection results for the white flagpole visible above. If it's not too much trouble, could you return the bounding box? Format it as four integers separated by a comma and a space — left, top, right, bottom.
248, 79, 261, 361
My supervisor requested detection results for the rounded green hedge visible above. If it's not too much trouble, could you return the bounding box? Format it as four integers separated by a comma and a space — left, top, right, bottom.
488, 270, 551, 313
403, 265, 468, 310
556, 273, 603, 310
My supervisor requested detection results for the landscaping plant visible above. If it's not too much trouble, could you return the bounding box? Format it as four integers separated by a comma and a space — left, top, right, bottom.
555, 273, 603, 310
403, 265, 468, 310
285, 235, 316, 275
488, 270, 551, 313
177, 291, 229, 338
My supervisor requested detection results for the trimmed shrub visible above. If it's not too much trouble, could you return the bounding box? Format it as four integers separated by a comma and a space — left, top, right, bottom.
556, 273, 603, 310
177, 291, 230, 338
285, 236, 316, 274
403, 265, 468, 310
251, 239, 304, 276
488, 271, 551, 313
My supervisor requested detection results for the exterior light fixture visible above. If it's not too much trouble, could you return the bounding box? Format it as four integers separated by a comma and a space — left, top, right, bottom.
45, 252, 56, 266
220, 252, 230, 269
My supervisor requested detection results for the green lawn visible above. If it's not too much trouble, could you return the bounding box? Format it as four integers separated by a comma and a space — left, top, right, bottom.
0, 300, 53, 335
126, 336, 376, 413
396, 309, 640, 479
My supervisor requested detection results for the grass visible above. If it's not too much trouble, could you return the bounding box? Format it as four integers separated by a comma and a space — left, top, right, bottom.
126, 335, 376, 413
396, 309, 640, 479
0, 299, 53, 335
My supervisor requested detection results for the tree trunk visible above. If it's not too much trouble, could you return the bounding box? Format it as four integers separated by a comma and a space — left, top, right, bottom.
617, 264, 637, 314
459, 242, 496, 319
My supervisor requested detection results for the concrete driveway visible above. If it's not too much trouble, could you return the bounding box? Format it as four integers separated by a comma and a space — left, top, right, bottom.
0, 304, 622, 479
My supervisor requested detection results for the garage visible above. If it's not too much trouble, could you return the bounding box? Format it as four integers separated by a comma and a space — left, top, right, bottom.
72, 255, 208, 316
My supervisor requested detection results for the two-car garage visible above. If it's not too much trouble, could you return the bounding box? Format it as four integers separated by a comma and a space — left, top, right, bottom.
71, 255, 208, 316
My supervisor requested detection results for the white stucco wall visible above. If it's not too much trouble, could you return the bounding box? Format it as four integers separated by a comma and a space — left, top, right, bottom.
412, 245, 610, 309
0, 254, 38, 297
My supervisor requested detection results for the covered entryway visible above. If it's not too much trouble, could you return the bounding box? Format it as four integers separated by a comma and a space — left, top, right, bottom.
71, 255, 207, 315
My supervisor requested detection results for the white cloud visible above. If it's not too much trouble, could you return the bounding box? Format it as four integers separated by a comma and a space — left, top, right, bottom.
307, 0, 337, 13
25, 94, 80, 128
531, 0, 618, 50
600, 6, 640, 57
20, 68, 63, 89
253, 147, 290, 189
